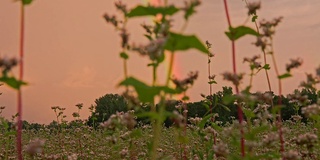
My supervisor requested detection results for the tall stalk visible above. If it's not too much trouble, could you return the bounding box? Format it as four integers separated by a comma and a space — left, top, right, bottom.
269, 37, 285, 153
17, 2, 25, 160
244, 0, 273, 104
222, 0, 245, 157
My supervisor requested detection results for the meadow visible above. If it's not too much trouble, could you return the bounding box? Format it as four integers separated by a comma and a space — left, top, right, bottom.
1, 0, 320, 160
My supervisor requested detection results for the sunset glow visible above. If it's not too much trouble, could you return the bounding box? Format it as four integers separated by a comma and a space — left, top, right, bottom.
1, 0, 319, 124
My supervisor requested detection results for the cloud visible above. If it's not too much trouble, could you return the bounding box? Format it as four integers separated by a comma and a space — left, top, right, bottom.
62, 66, 97, 88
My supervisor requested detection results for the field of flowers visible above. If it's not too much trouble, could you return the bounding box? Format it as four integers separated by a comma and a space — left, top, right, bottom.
1, 0, 320, 159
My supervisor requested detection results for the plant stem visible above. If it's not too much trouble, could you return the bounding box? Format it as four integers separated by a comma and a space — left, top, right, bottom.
269, 37, 285, 153
165, 52, 175, 86
17, 3, 25, 160
152, 62, 157, 86
182, 96, 188, 160
150, 98, 165, 160
249, 70, 254, 87
123, 59, 128, 79
243, 0, 273, 106
222, 0, 245, 157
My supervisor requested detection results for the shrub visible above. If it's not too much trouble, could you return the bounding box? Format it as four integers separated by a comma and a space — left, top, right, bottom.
87, 94, 128, 127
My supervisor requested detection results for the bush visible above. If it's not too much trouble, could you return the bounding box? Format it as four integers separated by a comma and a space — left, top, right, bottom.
87, 94, 128, 127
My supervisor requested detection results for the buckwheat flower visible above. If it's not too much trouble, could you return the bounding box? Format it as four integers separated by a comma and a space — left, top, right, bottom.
141, 23, 153, 35
172, 110, 184, 128
189, 117, 202, 125
157, 148, 163, 152
25, 138, 45, 156
282, 150, 300, 160
120, 148, 128, 158
262, 132, 279, 146
103, 13, 118, 27
136, 37, 167, 60
243, 55, 262, 70
221, 72, 244, 86
301, 104, 320, 117
205, 126, 217, 135
208, 74, 216, 80
68, 153, 78, 160
246, 1, 261, 15
120, 29, 129, 48
72, 112, 80, 118
213, 142, 229, 158
88, 105, 94, 111
122, 112, 136, 130
253, 36, 267, 50
286, 58, 303, 72
272, 16, 283, 27
246, 141, 260, 152
114, 1, 127, 15
193, 155, 200, 160
205, 40, 212, 49
291, 115, 303, 122
253, 103, 270, 113
106, 136, 117, 144
295, 132, 318, 148
75, 103, 83, 110
0, 56, 18, 73
172, 71, 199, 91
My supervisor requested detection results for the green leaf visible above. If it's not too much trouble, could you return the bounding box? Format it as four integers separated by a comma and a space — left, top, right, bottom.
199, 113, 214, 129
182, 96, 189, 101
262, 64, 270, 70
252, 15, 258, 22
278, 73, 292, 79
0, 76, 27, 90
126, 5, 179, 18
245, 125, 269, 140
242, 108, 255, 119
208, 80, 217, 84
217, 103, 231, 112
225, 26, 259, 41
144, 34, 153, 41
118, 77, 180, 103
22, 0, 33, 5
184, 4, 197, 20
120, 52, 129, 60
222, 95, 236, 105
164, 32, 209, 54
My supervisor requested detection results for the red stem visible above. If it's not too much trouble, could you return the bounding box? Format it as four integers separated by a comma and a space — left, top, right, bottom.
17, 3, 24, 160
223, 0, 245, 157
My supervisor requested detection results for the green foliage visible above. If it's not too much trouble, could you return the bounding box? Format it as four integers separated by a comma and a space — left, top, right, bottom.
225, 26, 259, 41
278, 72, 292, 79
119, 77, 180, 103
262, 64, 271, 70
126, 5, 179, 18
87, 94, 128, 127
22, 0, 33, 5
252, 15, 258, 22
0, 75, 27, 90
164, 32, 209, 54
119, 52, 129, 60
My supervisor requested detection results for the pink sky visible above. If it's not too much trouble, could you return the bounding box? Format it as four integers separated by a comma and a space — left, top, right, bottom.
1, 0, 319, 124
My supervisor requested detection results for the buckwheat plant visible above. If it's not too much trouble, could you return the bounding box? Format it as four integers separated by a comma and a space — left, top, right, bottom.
103, 1, 207, 159
222, 0, 261, 155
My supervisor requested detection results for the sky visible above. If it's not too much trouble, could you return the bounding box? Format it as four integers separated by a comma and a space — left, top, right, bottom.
0, 0, 319, 124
